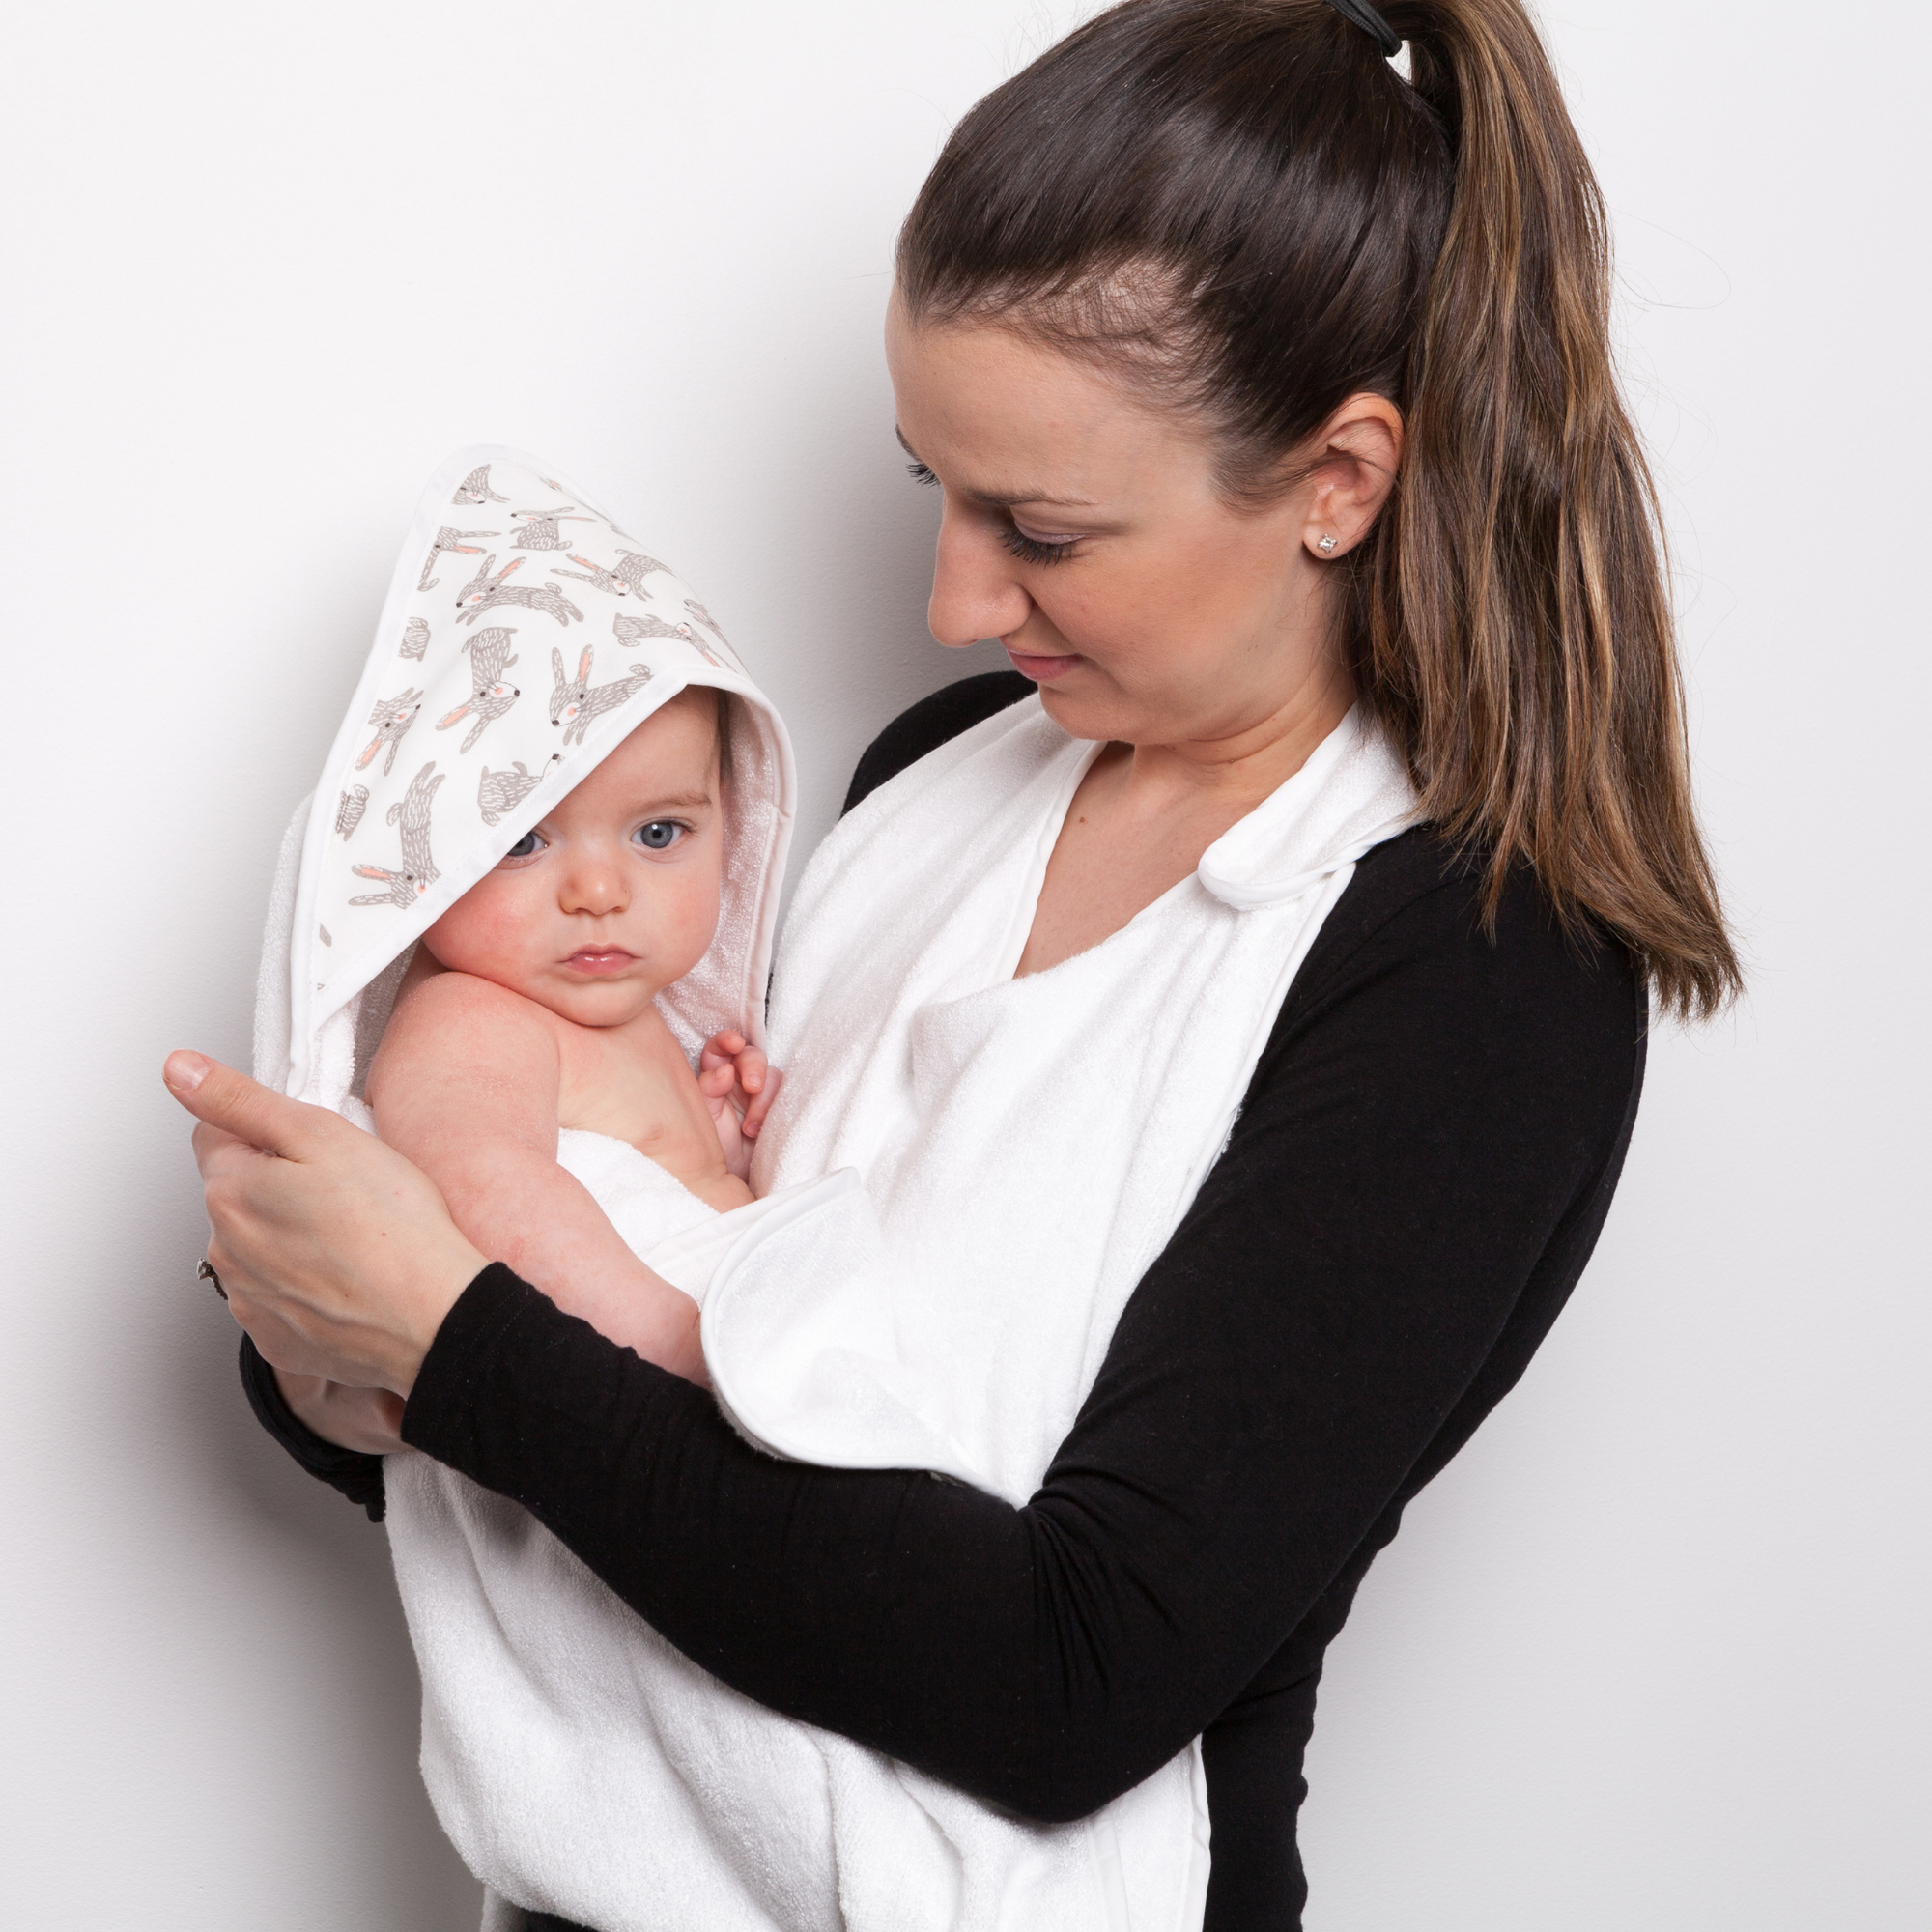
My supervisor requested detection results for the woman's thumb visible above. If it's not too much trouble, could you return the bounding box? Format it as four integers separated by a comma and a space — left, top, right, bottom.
163, 1051, 314, 1157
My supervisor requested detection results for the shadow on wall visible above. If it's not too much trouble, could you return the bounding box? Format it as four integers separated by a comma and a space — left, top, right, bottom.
147, 1169, 483, 1930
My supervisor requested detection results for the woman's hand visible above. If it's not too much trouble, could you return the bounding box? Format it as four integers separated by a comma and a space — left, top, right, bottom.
164, 1051, 487, 1397
276, 1371, 408, 1455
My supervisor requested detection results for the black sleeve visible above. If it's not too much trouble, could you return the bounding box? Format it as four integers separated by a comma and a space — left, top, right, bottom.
401, 836, 1643, 1824
238, 1335, 387, 1521
842, 669, 1034, 813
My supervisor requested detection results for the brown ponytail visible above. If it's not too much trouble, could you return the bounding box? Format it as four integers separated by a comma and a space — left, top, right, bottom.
897, 0, 1741, 1019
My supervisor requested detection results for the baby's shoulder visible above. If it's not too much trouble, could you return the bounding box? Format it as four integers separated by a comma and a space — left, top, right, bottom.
379, 969, 563, 1072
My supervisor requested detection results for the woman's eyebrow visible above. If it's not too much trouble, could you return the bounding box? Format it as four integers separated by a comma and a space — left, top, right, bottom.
894, 426, 1098, 510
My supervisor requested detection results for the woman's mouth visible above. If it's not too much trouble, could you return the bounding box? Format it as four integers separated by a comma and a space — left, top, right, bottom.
565, 948, 636, 975
1004, 644, 1081, 682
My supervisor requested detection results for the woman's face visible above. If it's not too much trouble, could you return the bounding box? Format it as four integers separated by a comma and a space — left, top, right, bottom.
884, 295, 1394, 750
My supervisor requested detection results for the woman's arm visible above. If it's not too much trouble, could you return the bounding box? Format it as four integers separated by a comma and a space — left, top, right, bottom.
213, 674, 1029, 1494
395, 838, 1645, 1820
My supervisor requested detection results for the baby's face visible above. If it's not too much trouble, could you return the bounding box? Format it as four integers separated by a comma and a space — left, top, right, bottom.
420, 692, 724, 1029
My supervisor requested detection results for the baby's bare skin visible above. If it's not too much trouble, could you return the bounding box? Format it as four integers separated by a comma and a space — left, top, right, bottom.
280, 693, 775, 1441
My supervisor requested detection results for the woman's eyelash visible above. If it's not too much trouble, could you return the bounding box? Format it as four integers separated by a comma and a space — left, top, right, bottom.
1001, 526, 1078, 567
904, 458, 1076, 564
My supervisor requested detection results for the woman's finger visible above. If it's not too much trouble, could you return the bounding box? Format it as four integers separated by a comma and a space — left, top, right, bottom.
165, 1049, 486, 1394
163, 1052, 334, 1162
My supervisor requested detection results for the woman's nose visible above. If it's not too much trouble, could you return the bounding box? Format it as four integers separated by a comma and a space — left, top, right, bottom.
558, 853, 627, 918
926, 501, 1032, 650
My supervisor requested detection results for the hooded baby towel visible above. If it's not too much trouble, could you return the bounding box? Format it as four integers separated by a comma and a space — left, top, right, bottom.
255, 446, 1419, 1932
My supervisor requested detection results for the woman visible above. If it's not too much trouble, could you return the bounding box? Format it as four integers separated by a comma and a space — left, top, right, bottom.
172, 1, 1737, 1924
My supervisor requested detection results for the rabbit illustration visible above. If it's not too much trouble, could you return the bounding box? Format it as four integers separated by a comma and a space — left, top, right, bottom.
349, 762, 444, 908
611, 550, 669, 596
612, 608, 724, 668
682, 600, 741, 668
511, 506, 594, 552
417, 526, 499, 592
612, 610, 698, 648
335, 784, 371, 839
437, 627, 522, 753
552, 554, 645, 600
400, 616, 432, 661
453, 554, 584, 629
477, 754, 562, 827
549, 644, 654, 748
452, 465, 509, 506
682, 598, 728, 643
356, 688, 424, 777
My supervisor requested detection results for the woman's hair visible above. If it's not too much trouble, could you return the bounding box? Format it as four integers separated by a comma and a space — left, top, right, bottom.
896, 0, 1739, 1019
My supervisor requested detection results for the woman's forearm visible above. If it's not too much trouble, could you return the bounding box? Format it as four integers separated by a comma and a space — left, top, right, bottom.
401, 855, 1645, 1816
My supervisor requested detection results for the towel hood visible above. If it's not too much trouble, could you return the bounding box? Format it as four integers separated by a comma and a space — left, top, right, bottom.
260, 445, 795, 1110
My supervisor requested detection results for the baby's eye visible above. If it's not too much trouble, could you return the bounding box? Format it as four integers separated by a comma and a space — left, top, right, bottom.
635, 820, 683, 851
499, 829, 544, 864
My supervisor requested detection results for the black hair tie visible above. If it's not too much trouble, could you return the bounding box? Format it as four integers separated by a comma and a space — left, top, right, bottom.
1323, 0, 1403, 59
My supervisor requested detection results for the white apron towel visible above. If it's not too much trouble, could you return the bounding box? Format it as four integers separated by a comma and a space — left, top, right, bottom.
256, 447, 1416, 1932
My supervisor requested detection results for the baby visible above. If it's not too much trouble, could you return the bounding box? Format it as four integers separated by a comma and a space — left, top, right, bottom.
367, 686, 773, 1385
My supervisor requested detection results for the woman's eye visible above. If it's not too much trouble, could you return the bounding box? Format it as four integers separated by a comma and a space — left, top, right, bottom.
905, 460, 939, 487
635, 820, 683, 851
499, 830, 544, 864
1001, 523, 1080, 566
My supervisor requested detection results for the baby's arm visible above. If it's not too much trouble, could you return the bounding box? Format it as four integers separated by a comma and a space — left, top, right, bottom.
368, 973, 707, 1383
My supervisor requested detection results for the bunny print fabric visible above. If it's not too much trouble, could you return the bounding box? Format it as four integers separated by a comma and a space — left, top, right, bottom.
267, 446, 785, 1114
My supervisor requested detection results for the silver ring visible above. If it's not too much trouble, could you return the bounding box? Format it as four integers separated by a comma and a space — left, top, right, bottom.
197, 1258, 228, 1302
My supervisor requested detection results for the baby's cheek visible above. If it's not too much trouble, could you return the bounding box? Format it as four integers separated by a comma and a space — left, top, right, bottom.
422, 886, 536, 982
663, 867, 724, 973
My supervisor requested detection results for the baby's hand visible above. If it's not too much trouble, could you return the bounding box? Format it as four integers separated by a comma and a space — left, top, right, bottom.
698, 1030, 783, 1179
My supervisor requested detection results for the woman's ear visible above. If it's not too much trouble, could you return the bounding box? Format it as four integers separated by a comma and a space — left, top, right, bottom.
1302, 393, 1404, 560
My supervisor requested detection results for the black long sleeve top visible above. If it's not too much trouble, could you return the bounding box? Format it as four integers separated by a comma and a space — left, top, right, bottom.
242, 671, 1645, 1929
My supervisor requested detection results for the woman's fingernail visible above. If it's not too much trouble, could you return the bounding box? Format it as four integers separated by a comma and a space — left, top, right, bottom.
165, 1050, 212, 1093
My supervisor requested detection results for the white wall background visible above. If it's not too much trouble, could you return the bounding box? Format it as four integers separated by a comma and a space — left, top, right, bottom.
0, 3, 1921, 1926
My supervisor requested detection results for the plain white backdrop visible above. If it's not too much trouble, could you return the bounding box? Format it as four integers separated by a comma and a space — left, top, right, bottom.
0, 3, 1923, 1926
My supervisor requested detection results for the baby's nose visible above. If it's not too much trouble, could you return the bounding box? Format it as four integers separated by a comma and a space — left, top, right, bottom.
559, 860, 626, 918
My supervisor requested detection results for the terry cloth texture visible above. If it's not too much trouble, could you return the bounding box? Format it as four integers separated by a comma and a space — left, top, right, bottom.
261, 453, 1414, 1932
421, 691, 1408, 1932
262, 507, 1415, 1932
249, 670, 1644, 1930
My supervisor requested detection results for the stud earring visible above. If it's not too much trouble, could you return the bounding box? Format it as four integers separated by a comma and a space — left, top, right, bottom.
1317, 534, 1338, 554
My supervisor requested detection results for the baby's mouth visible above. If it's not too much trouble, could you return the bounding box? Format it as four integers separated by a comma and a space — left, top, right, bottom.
565, 948, 637, 975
